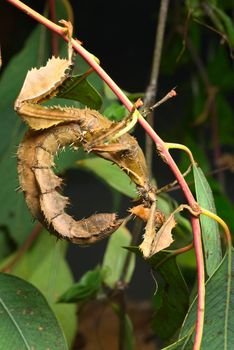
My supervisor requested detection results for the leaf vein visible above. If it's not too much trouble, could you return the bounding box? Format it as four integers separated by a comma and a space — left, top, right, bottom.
0, 295, 31, 350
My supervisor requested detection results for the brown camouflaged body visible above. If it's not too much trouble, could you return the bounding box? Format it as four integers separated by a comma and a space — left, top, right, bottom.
16, 57, 155, 244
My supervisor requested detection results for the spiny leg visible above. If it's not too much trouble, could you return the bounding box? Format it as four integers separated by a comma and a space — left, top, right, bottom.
87, 100, 142, 152
156, 164, 192, 195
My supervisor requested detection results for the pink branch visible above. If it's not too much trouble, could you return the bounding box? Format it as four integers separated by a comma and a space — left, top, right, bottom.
5, 1, 205, 347
49, 0, 59, 56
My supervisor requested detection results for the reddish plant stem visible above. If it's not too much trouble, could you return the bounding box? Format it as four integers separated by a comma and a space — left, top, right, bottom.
0, 46, 2, 69
49, 0, 59, 56
1, 223, 42, 273
6, 1, 205, 348
173, 242, 194, 255
156, 242, 194, 269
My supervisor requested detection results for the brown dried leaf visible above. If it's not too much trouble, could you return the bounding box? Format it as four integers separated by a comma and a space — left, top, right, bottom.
140, 210, 175, 258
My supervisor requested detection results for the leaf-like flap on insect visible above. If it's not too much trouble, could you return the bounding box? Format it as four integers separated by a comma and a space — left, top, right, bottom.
15, 56, 72, 108
140, 208, 175, 258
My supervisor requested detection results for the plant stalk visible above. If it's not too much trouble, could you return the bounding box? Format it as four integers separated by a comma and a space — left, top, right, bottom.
49, 0, 59, 56
1, 223, 42, 273
144, 0, 170, 178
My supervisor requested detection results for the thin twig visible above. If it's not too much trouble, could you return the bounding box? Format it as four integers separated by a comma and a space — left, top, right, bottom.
1, 223, 42, 273
142, 88, 176, 117
156, 164, 192, 194
193, 18, 234, 58
144, 0, 170, 178
155, 242, 194, 269
0, 46, 2, 69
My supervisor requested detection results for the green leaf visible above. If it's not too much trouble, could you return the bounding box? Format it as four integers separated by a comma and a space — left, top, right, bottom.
214, 186, 234, 233
102, 226, 135, 288
193, 165, 222, 276
54, 147, 85, 174
122, 314, 135, 350
176, 249, 197, 270
0, 273, 68, 350
207, 48, 234, 90
58, 267, 104, 304
156, 193, 175, 218
162, 327, 194, 349
104, 103, 127, 121
127, 247, 189, 340
57, 73, 102, 109
0, 148, 34, 245
0, 19, 74, 245
7, 232, 77, 347
178, 248, 234, 349
66, 47, 104, 95
216, 95, 234, 146
0, 228, 15, 260
186, 1, 204, 19
0, 26, 47, 244
77, 157, 137, 198
151, 252, 189, 340
206, 0, 218, 5
213, 6, 234, 46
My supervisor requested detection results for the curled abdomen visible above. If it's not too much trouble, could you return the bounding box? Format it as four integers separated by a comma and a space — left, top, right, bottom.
17, 122, 123, 244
